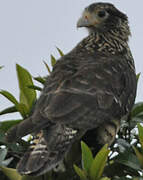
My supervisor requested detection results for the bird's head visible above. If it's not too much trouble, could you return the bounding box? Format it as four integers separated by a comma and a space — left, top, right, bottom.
77, 2, 130, 39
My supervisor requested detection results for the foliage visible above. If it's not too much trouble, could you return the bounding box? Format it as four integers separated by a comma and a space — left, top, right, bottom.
74, 143, 110, 180
0, 66, 4, 69
0, 48, 143, 180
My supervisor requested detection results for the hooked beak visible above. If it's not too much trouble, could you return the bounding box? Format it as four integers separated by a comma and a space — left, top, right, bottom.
77, 12, 92, 28
77, 17, 90, 28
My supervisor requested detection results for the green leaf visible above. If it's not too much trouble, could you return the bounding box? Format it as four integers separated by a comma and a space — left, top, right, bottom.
0, 119, 22, 132
0, 66, 4, 69
27, 85, 42, 91
18, 103, 30, 118
0, 106, 17, 115
0, 90, 28, 118
133, 146, 143, 168
73, 165, 87, 180
0, 166, 22, 180
7, 142, 26, 154
104, 162, 140, 178
43, 61, 51, 74
136, 73, 141, 82
131, 102, 143, 117
21, 175, 44, 180
133, 178, 143, 180
34, 76, 46, 84
0, 90, 19, 106
1, 157, 13, 166
113, 177, 133, 180
130, 117, 143, 130
56, 47, 64, 56
0, 149, 7, 162
16, 64, 36, 114
138, 124, 143, 148
0, 131, 6, 143
51, 55, 57, 67
115, 150, 141, 171
0, 130, 25, 152
81, 141, 93, 172
89, 144, 110, 180
100, 178, 110, 180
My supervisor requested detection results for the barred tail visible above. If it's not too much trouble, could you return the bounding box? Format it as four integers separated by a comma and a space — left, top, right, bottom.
17, 124, 81, 176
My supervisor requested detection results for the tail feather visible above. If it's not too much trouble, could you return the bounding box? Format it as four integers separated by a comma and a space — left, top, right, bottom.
17, 135, 53, 176
17, 124, 82, 176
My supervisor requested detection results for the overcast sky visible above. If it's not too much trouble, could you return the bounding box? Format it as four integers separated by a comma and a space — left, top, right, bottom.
0, 0, 143, 121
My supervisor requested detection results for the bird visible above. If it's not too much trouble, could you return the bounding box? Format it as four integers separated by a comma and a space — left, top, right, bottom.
5, 2, 137, 176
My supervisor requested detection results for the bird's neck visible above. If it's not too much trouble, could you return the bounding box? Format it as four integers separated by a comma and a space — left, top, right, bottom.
75, 29, 135, 71
81, 30, 130, 55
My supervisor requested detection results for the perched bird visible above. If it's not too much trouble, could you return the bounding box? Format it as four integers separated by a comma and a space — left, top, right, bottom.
6, 2, 137, 176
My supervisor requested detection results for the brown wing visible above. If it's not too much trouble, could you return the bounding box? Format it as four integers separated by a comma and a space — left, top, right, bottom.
6, 53, 136, 142
35, 55, 136, 130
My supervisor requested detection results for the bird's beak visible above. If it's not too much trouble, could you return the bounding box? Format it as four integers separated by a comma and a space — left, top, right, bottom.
77, 12, 92, 28
77, 17, 90, 28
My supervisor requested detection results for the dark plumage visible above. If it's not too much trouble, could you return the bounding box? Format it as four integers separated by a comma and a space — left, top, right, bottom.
6, 2, 137, 176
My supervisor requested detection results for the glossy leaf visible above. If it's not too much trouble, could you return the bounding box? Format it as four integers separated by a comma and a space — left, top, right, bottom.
115, 150, 140, 171
0, 131, 6, 144
0, 66, 4, 69
56, 47, 64, 56
1, 157, 13, 166
16, 64, 36, 113
89, 144, 110, 180
28, 85, 42, 91
131, 102, 143, 117
0, 130, 26, 154
133, 178, 143, 180
130, 117, 143, 130
138, 124, 143, 148
0, 106, 17, 115
0, 90, 28, 117
1, 165, 43, 180
73, 165, 87, 180
18, 103, 29, 118
136, 112, 143, 119
51, 55, 57, 66
43, 60, 51, 74
136, 73, 141, 82
113, 177, 133, 180
0, 166, 22, 180
0, 119, 22, 132
81, 141, 93, 172
116, 138, 131, 152
100, 178, 110, 180
133, 146, 143, 168
34, 76, 46, 84
0, 91, 25, 116
0, 90, 19, 106
21, 175, 44, 180
104, 162, 138, 178
0, 149, 7, 162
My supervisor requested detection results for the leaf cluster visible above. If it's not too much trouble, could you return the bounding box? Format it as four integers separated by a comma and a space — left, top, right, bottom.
0, 51, 143, 180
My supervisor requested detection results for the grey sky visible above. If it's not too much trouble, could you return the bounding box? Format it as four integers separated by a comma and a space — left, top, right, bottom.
0, 0, 142, 121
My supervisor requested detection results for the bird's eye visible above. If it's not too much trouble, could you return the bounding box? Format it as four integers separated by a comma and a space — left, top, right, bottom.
97, 10, 106, 18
